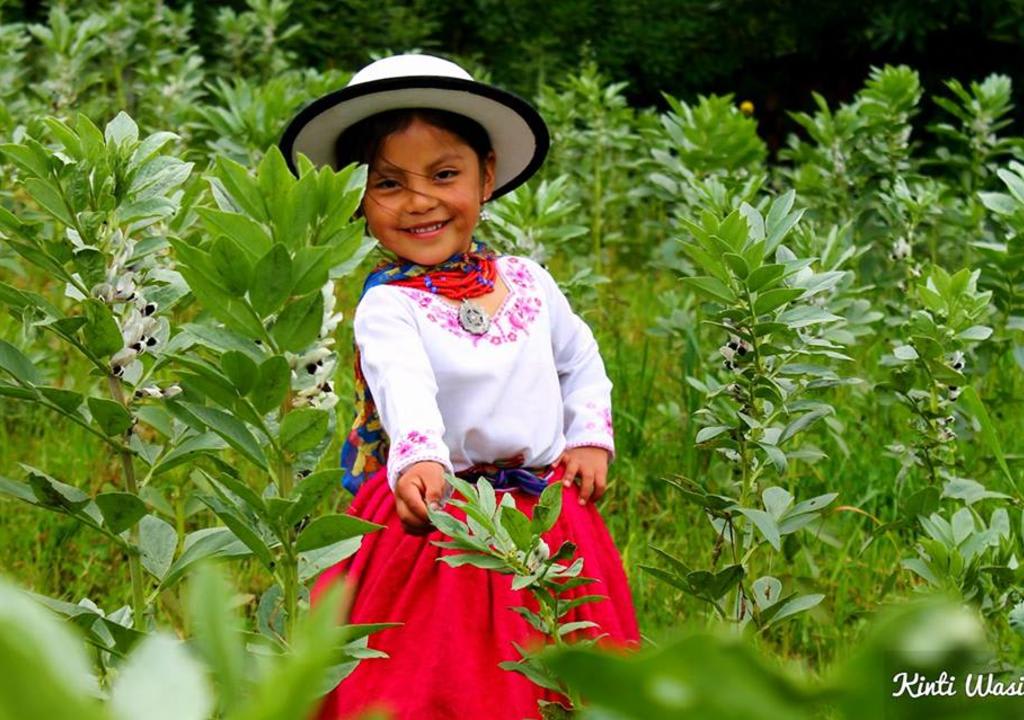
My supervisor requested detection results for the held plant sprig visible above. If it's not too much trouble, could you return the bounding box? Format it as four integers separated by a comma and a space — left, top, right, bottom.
427, 475, 608, 714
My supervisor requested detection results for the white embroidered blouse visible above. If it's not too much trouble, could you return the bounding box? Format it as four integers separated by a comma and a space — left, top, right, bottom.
353, 255, 615, 491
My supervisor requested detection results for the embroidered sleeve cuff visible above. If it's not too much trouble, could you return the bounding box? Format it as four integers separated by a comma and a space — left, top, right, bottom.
387, 429, 453, 491
564, 400, 615, 461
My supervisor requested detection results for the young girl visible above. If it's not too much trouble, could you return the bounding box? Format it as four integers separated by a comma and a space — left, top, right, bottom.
279, 54, 640, 719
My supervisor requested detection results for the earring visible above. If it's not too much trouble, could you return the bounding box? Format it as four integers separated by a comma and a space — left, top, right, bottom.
479, 208, 492, 223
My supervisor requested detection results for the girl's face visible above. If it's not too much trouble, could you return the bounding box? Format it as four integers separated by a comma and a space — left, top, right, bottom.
362, 118, 496, 266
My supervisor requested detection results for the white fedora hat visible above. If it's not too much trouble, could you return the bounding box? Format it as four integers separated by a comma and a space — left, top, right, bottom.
278, 54, 549, 200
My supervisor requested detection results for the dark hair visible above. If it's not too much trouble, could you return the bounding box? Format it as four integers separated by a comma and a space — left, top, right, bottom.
334, 108, 493, 171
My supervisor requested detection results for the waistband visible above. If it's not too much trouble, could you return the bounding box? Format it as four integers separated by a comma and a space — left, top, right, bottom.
455, 463, 555, 496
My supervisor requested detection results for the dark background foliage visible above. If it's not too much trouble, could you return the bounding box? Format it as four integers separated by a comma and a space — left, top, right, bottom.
5, 0, 1024, 152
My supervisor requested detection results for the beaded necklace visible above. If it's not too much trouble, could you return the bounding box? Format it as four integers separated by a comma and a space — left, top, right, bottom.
389, 255, 497, 335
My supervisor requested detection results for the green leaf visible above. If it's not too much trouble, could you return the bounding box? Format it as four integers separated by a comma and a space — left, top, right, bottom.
778, 407, 832, 445
297, 537, 362, 582
427, 509, 469, 539
160, 528, 251, 590
439, 553, 508, 570
287, 469, 344, 525
291, 246, 332, 296
24, 178, 74, 226
775, 305, 841, 328
680, 276, 736, 304
0, 140, 51, 178
151, 432, 227, 476
531, 480, 563, 535
279, 408, 329, 454
557, 620, 599, 638
205, 470, 268, 521
259, 147, 297, 245
500, 506, 534, 552
209, 236, 252, 297
179, 402, 268, 471
76, 113, 106, 160
753, 288, 803, 316
220, 350, 258, 396
735, 507, 782, 550
0, 579, 110, 720
957, 325, 992, 341
177, 362, 239, 410
188, 565, 246, 710
509, 605, 548, 633
892, 344, 919, 360
695, 425, 731, 443
197, 495, 274, 570
0, 339, 42, 385
104, 111, 139, 147
746, 264, 785, 292
171, 241, 267, 339
24, 466, 91, 512
765, 191, 802, 251
716, 210, 749, 250
83, 299, 124, 357
685, 564, 745, 601
272, 291, 324, 352
682, 243, 730, 283
958, 386, 1018, 494
88, 397, 133, 436
250, 243, 293, 317
757, 442, 788, 474
110, 633, 213, 720
95, 492, 147, 534
723, 253, 750, 279
761, 487, 794, 520
251, 355, 290, 414
752, 575, 783, 610
788, 492, 838, 517
211, 157, 267, 221
941, 477, 1010, 505
762, 593, 824, 627
139, 515, 177, 580
0, 475, 38, 504
296, 514, 384, 553
195, 208, 271, 258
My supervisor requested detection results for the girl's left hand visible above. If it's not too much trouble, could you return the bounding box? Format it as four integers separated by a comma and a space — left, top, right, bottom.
558, 446, 610, 505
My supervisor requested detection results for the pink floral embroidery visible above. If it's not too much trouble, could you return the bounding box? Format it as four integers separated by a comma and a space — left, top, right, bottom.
398, 257, 542, 346
394, 430, 436, 460
504, 256, 535, 289
583, 401, 614, 435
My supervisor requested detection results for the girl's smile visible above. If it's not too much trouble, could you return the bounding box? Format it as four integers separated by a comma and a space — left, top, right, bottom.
363, 118, 496, 266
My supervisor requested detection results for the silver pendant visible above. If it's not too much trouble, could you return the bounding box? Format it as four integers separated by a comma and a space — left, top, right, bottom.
458, 298, 490, 335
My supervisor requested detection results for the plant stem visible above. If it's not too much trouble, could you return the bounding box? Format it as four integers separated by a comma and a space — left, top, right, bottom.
108, 374, 147, 630
276, 455, 297, 640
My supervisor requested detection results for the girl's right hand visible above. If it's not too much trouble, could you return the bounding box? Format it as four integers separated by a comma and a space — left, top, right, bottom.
395, 461, 448, 535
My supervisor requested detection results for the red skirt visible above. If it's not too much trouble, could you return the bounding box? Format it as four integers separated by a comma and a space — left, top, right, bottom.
311, 464, 641, 720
